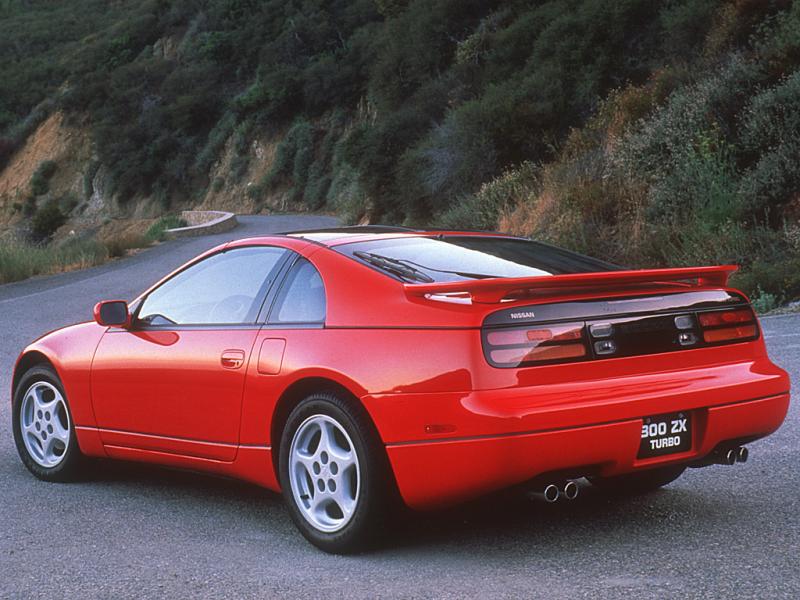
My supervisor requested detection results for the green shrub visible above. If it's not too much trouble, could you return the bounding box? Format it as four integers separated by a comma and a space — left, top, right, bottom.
58, 192, 79, 214
327, 162, 368, 225
291, 121, 315, 197
229, 154, 249, 183
22, 195, 37, 217
30, 160, 58, 196
750, 286, 780, 314
144, 215, 188, 242
436, 162, 538, 231
196, 112, 236, 174
660, 0, 717, 58
30, 200, 66, 240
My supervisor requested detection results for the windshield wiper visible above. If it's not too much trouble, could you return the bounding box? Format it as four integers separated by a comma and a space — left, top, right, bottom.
388, 257, 496, 280
353, 251, 435, 283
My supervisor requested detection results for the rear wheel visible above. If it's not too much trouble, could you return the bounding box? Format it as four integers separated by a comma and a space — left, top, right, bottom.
12, 365, 84, 482
279, 392, 388, 554
589, 465, 686, 495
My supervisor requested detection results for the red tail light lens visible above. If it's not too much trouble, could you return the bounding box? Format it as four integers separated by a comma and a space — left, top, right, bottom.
485, 322, 587, 367
486, 324, 582, 346
698, 308, 758, 344
697, 309, 753, 327
703, 324, 758, 343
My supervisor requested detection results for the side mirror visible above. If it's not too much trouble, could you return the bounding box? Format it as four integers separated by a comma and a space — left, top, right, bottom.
93, 300, 130, 328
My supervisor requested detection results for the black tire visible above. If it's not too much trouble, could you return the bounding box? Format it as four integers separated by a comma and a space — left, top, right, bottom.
12, 365, 85, 482
589, 464, 686, 495
278, 391, 389, 554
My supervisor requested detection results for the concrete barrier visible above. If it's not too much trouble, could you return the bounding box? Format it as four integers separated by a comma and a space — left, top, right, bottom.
164, 210, 238, 239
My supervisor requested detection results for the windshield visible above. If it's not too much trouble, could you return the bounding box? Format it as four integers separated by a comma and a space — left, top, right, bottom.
337, 236, 622, 283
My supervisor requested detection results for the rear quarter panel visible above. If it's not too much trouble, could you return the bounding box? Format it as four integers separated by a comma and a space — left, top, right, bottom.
240, 327, 477, 445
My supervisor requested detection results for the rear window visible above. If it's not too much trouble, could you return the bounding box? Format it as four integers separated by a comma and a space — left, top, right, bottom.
337, 236, 621, 283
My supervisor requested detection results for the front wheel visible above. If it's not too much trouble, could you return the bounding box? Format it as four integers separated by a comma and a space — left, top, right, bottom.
12, 365, 85, 482
589, 464, 686, 495
278, 392, 389, 554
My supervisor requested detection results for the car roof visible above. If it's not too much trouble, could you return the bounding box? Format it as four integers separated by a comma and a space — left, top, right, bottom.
282, 225, 517, 247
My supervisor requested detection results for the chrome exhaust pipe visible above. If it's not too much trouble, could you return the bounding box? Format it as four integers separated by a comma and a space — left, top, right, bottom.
542, 483, 560, 503
722, 448, 737, 465
527, 483, 560, 503
736, 446, 748, 463
691, 446, 739, 467
562, 480, 579, 500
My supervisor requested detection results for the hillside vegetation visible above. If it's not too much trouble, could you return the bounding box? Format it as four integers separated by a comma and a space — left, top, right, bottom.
0, 0, 799, 303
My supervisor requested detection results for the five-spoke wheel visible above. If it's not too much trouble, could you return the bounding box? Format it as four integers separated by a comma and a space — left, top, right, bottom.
279, 392, 390, 554
12, 365, 83, 481
289, 414, 360, 533
19, 381, 71, 468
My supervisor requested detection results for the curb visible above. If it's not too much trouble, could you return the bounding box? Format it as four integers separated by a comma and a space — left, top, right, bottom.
164, 210, 238, 239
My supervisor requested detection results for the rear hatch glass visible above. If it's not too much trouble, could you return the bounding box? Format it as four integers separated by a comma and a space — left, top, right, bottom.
336, 235, 622, 283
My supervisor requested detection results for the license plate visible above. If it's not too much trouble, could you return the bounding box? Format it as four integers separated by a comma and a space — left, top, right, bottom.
638, 412, 692, 458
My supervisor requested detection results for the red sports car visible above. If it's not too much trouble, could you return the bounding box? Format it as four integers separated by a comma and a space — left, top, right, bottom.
12, 227, 790, 552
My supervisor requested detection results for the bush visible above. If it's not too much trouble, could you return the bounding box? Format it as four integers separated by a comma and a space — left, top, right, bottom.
144, 215, 188, 242
30, 201, 66, 241
22, 195, 37, 217
436, 162, 538, 231
750, 286, 780, 314
104, 234, 148, 258
30, 160, 58, 196
58, 192, 79, 214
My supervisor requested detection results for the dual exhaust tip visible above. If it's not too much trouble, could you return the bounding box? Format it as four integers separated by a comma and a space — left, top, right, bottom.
723, 446, 749, 465
529, 480, 579, 503
530, 446, 750, 502
696, 445, 749, 467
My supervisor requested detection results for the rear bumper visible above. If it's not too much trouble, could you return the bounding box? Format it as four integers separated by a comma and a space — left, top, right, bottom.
385, 392, 789, 510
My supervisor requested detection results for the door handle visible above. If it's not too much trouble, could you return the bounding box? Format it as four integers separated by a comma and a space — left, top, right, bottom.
220, 349, 245, 369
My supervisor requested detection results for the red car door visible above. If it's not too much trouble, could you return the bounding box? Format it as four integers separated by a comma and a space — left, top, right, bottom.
239, 256, 328, 447
91, 246, 290, 461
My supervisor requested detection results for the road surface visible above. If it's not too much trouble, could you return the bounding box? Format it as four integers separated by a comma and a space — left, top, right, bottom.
0, 215, 797, 598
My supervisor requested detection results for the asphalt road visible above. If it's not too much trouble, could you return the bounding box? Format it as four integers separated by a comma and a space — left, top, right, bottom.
1, 215, 797, 599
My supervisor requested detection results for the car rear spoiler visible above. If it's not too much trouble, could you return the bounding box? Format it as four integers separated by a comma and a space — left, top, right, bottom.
404, 265, 738, 304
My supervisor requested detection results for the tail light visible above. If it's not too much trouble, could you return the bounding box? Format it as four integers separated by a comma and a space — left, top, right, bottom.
483, 305, 760, 368
698, 308, 758, 344
484, 322, 587, 367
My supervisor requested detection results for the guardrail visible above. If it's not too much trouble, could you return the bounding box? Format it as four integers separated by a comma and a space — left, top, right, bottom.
164, 210, 238, 239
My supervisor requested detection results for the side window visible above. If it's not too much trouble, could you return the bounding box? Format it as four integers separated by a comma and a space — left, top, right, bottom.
270, 258, 326, 324
138, 246, 287, 325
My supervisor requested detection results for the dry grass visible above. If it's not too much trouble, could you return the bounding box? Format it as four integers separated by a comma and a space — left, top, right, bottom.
0, 238, 109, 284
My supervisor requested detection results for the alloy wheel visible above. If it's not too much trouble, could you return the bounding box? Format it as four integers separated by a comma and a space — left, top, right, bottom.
19, 381, 71, 468
288, 414, 361, 533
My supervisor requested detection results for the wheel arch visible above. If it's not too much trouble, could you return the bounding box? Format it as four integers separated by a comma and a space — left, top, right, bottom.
12, 351, 57, 399
269, 375, 403, 509
271, 377, 364, 468
269, 376, 397, 479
